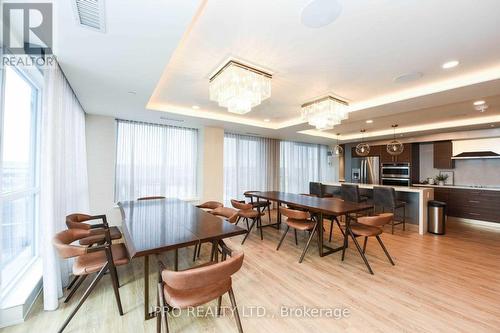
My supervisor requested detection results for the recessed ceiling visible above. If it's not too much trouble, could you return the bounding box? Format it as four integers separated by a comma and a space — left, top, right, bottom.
54, 0, 500, 144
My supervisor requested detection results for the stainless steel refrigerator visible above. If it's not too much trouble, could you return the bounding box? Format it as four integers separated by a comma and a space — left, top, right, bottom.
351, 157, 380, 184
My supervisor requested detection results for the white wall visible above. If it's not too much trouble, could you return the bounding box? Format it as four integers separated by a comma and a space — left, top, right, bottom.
199, 127, 224, 203
85, 114, 121, 224
419, 143, 500, 186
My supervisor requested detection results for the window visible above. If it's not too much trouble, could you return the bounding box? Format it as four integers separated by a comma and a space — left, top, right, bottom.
224, 133, 279, 205
280, 141, 335, 193
114, 120, 198, 201
0, 66, 41, 296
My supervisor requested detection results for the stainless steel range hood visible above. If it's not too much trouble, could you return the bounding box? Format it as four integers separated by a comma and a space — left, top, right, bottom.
452, 138, 500, 159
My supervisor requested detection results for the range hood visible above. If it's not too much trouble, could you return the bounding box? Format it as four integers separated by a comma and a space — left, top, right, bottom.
452, 138, 500, 159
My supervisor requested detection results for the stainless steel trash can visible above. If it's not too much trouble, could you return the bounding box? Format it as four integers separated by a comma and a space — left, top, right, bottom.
428, 200, 446, 235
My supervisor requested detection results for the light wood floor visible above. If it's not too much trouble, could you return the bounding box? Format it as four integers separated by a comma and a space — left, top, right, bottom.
3, 215, 500, 333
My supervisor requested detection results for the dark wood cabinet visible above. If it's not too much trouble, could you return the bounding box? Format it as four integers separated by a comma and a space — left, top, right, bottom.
433, 187, 500, 223
351, 145, 381, 158
433, 141, 455, 169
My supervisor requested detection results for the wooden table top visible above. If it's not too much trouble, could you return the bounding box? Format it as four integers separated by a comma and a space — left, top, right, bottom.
119, 198, 246, 257
249, 191, 373, 215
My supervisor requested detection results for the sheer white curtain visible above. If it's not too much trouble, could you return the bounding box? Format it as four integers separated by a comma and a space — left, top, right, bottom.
224, 133, 279, 205
40, 59, 89, 311
115, 120, 198, 201
280, 141, 335, 194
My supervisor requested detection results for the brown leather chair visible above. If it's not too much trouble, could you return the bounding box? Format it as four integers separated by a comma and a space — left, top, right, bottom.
196, 201, 223, 211
341, 213, 395, 275
276, 207, 318, 263
157, 250, 244, 333
243, 191, 272, 224
53, 223, 129, 333
231, 199, 264, 244
65, 214, 123, 292
137, 196, 166, 201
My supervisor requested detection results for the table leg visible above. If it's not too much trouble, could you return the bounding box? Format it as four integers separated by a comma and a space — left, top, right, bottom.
144, 255, 155, 320
317, 213, 324, 256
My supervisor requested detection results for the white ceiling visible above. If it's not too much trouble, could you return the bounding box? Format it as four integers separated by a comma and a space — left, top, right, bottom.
54, 0, 500, 144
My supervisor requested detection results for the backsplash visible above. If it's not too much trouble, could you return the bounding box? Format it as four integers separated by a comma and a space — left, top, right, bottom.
419, 143, 500, 186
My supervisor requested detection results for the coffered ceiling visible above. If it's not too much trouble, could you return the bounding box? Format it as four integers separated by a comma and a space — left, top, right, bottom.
54, 0, 500, 143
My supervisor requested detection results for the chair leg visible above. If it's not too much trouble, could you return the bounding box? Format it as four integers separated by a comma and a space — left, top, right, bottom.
258, 216, 263, 240
267, 202, 272, 225
108, 263, 124, 315
57, 264, 108, 333
334, 217, 345, 237
174, 249, 178, 271
391, 218, 395, 234
67, 275, 79, 290
157, 282, 169, 333
217, 296, 222, 316
329, 219, 334, 242
245, 218, 249, 231
299, 222, 318, 263
64, 274, 87, 303
276, 226, 290, 250
348, 229, 374, 275
228, 288, 243, 333
362, 237, 368, 254
294, 229, 298, 245
192, 243, 198, 262
341, 234, 348, 261
235, 216, 242, 226
241, 218, 256, 244
376, 235, 395, 265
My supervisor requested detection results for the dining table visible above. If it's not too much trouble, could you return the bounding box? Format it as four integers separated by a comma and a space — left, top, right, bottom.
118, 198, 247, 320
247, 191, 373, 261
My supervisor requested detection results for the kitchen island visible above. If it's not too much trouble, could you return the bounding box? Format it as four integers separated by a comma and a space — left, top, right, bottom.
320, 182, 434, 235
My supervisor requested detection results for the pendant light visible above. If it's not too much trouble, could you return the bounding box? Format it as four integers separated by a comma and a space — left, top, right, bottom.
387, 124, 404, 156
333, 133, 343, 155
355, 129, 370, 156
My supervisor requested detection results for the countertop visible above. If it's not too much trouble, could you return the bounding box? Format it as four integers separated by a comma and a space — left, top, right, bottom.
413, 184, 500, 191
323, 182, 433, 193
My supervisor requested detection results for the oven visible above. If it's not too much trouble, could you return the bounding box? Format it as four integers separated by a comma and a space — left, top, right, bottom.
381, 163, 410, 186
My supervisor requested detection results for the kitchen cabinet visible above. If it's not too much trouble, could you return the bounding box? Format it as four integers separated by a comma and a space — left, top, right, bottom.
433, 187, 500, 223
433, 141, 455, 169
378, 143, 413, 163
351, 145, 381, 158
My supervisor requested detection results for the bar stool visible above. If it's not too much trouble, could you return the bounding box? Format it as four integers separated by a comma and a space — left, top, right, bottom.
53, 225, 129, 332
276, 207, 318, 263
243, 191, 272, 225
342, 213, 395, 274
231, 199, 264, 244
373, 186, 406, 234
341, 183, 369, 203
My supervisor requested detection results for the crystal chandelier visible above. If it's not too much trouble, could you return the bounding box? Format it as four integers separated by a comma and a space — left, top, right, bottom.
356, 129, 370, 156
387, 124, 404, 155
209, 60, 272, 114
301, 96, 349, 130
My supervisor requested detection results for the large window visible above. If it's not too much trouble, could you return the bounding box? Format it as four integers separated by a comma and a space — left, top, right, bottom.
0, 66, 41, 295
115, 120, 198, 201
280, 141, 335, 193
224, 133, 279, 205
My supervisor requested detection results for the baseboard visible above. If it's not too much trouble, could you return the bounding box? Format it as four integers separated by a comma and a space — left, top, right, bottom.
448, 216, 500, 229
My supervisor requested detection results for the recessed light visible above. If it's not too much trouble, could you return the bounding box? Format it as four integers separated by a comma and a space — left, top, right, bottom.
366, 120, 373, 124
473, 100, 485, 106
301, 0, 342, 28
192, 105, 200, 110
442, 60, 459, 69
264, 118, 271, 122
394, 72, 423, 83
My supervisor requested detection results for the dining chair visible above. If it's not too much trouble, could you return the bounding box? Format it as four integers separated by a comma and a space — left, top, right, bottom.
196, 201, 223, 211
156, 249, 244, 333
243, 191, 272, 225
65, 214, 123, 293
341, 213, 395, 275
53, 223, 129, 332
276, 207, 318, 263
137, 196, 166, 201
373, 186, 406, 234
231, 199, 264, 244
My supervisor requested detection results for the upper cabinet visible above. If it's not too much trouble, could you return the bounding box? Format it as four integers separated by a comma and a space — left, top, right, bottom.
433, 141, 455, 169
379, 143, 413, 163
351, 145, 381, 158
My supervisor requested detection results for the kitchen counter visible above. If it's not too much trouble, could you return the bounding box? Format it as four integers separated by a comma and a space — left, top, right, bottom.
413, 184, 500, 191
322, 182, 434, 235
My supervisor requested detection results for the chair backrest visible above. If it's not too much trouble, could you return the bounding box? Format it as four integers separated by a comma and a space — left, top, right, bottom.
280, 207, 310, 220
341, 184, 361, 203
66, 213, 92, 230
137, 196, 166, 201
230, 199, 252, 210
53, 228, 92, 258
162, 252, 244, 290
197, 201, 223, 210
373, 186, 397, 209
309, 182, 323, 197
357, 213, 393, 228
211, 206, 237, 219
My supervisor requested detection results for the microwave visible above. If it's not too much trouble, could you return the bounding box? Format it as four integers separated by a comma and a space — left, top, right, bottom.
381, 163, 410, 178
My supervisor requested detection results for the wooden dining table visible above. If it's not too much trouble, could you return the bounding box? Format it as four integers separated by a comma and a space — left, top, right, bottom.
118, 198, 247, 320
247, 191, 373, 259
